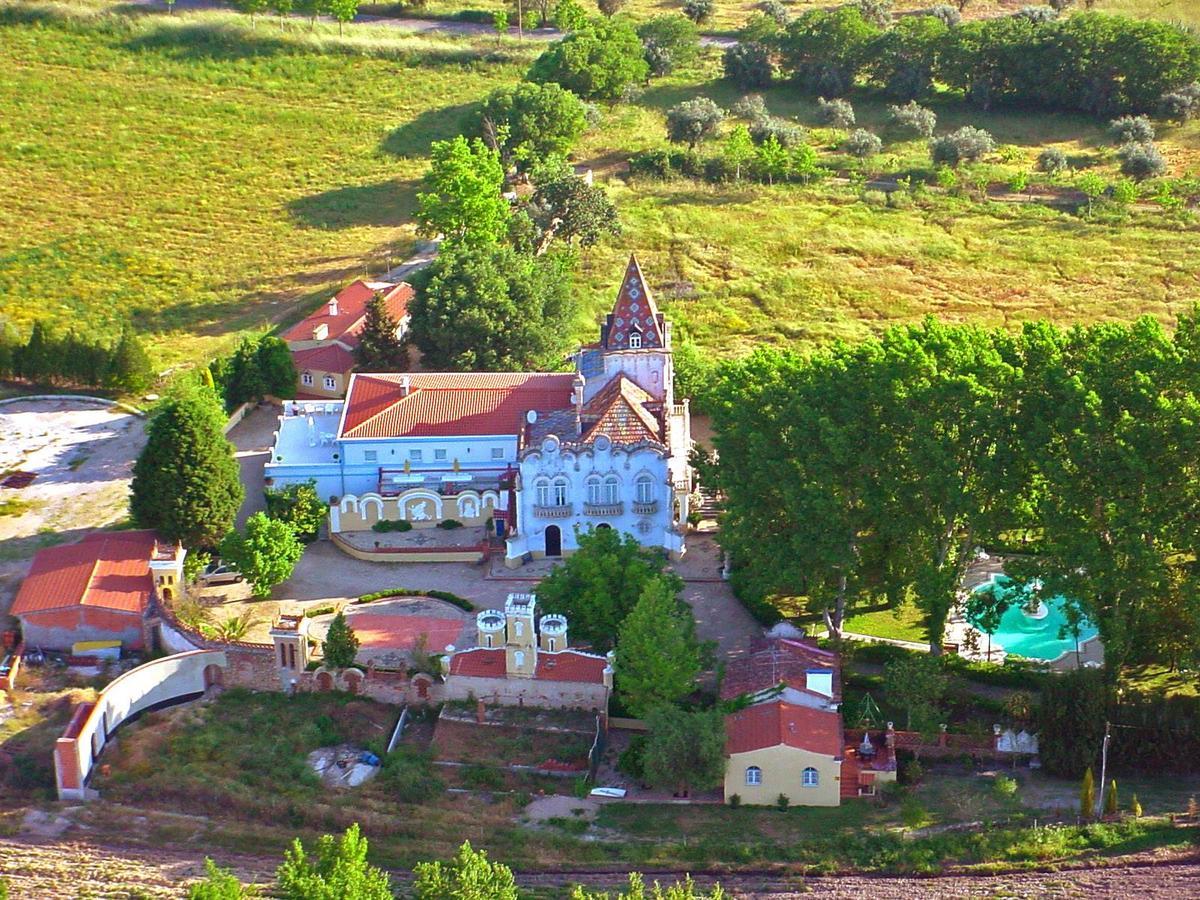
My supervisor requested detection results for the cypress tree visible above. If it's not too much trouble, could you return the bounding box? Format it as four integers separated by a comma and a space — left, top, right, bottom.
1080, 767, 1095, 819
130, 387, 244, 548
1104, 779, 1119, 816
323, 611, 360, 669
18, 321, 54, 384
354, 293, 408, 371
105, 327, 154, 393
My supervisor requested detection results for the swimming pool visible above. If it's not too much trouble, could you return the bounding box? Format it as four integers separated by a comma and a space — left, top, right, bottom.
968, 576, 1099, 661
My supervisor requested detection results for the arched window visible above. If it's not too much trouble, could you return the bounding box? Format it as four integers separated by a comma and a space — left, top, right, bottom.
535, 478, 551, 507
635, 474, 654, 504
629, 333, 642, 349
745, 766, 762, 786
513, 650, 525, 669
586, 475, 603, 505
802, 767, 819, 788
553, 477, 570, 507
603, 475, 620, 504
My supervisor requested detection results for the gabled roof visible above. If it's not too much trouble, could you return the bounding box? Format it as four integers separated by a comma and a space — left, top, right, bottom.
292, 343, 356, 374
600, 255, 665, 351
448, 647, 609, 684
340, 373, 577, 440
725, 701, 843, 757
720, 638, 842, 702
11, 531, 163, 617
581, 375, 662, 445
282, 281, 412, 347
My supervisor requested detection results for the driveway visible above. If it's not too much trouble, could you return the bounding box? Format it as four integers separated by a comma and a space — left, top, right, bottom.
225, 404, 279, 528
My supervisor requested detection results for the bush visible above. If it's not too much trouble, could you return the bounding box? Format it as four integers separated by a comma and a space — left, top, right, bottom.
994, 775, 1019, 797
817, 97, 856, 128
1037, 147, 1069, 174
731, 93, 767, 119
855, 0, 892, 28
1109, 115, 1155, 144
682, 0, 713, 23
775, 792, 790, 810
628, 149, 680, 179
728, 792, 742, 808
666, 97, 726, 147
437, 518, 464, 529
356, 588, 473, 611
899, 758, 924, 786
371, 519, 413, 532
749, 116, 804, 147
887, 100, 936, 137
729, 573, 784, 625
1014, 5, 1058, 24
723, 42, 774, 90
1159, 82, 1200, 121
637, 14, 700, 76
1039, 668, 1109, 777
758, 0, 788, 26
930, 126, 996, 167
929, 3, 960, 27
596, 0, 624, 15
845, 129, 882, 158
1117, 141, 1167, 179
617, 734, 647, 779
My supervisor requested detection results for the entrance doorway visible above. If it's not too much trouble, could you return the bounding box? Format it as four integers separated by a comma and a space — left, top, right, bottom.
545, 525, 562, 557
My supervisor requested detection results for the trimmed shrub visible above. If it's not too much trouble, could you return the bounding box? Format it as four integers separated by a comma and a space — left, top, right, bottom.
1014, 6, 1058, 24
723, 42, 775, 90
371, 519, 414, 533
887, 100, 937, 137
356, 588, 474, 611
1109, 115, 1155, 144
628, 149, 679, 179
930, 126, 996, 166
1037, 146, 1069, 174
817, 96, 856, 128
437, 518, 464, 529
1117, 141, 1167, 179
845, 129, 883, 158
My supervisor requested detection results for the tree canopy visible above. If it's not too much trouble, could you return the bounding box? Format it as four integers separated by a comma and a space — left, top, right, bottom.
416, 136, 509, 246
411, 841, 518, 900
130, 386, 244, 549
527, 17, 650, 101
408, 243, 577, 371
276, 824, 391, 900
265, 479, 329, 542
220, 512, 304, 598
614, 577, 704, 717
478, 82, 588, 169
641, 706, 727, 796
536, 527, 685, 652
354, 293, 408, 371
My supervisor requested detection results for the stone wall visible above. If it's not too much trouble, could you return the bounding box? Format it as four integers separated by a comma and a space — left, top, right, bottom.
442, 674, 608, 712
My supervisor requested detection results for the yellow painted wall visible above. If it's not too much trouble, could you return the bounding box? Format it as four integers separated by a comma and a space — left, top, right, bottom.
725, 745, 842, 807
297, 367, 346, 399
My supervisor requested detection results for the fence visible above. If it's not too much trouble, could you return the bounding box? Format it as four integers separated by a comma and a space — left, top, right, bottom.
387, 705, 410, 753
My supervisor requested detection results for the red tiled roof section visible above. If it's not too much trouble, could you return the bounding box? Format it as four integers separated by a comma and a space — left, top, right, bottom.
602, 254, 665, 351
582, 375, 661, 445
11, 531, 161, 616
341, 373, 577, 439
292, 343, 356, 374
725, 701, 843, 757
448, 648, 608, 684
720, 637, 842, 701
282, 281, 413, 347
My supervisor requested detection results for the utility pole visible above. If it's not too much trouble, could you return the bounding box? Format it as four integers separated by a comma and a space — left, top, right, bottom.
1096, 720, 1111, 818
517, 0, 523, 39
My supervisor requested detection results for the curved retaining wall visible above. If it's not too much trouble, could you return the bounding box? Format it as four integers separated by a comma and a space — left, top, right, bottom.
55, 649, 227, 800
0, 394, 145, 416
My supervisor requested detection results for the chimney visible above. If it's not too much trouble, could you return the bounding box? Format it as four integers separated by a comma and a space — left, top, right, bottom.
312, 323, 328, 341
573, 375, 585, 436
400, 375, 411, 396
328, 296, 339, 317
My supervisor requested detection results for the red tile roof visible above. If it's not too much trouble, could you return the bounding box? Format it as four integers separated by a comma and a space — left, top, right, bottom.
292, 343, 356, 374
725, 701, 843, 757
282, 281, 412, 347
11, 531, 163, 617
582, 375, 661, 445
345, 613, 464, 652
340, 373, 577, 440
601, 255, 665, 351
448, 647, 608, 683
721, 638, 842, 702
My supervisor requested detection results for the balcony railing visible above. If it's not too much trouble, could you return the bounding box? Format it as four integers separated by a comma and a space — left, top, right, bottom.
632, 500, 659, 515
584, 501, 623, 517
533, 504, 573, 519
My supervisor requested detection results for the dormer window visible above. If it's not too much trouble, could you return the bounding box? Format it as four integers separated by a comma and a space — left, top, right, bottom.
629, 333, 641, 349
301, 372, 314, 387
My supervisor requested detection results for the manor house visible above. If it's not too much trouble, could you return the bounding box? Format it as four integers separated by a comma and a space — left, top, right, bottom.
264, 255, 693, 566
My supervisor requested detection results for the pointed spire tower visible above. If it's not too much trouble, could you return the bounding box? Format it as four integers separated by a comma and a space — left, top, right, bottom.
601, 254, 666, 351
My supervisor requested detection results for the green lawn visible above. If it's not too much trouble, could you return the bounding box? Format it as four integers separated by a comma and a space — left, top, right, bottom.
844, 604, 927, 643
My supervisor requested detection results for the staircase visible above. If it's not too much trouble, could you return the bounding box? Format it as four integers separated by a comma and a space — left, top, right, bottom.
697, 486, 722, 519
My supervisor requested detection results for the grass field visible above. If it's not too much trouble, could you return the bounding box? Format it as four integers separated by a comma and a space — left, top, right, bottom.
1, 4, 1198, 376
844, 603, 927, 643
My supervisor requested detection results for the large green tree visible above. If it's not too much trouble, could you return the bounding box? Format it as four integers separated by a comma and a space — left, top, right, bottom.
527, 17, 650, 100
408, 244, 576, 371
641, 706, 727, 796
105, 326, 155, 393
478, 82, 588, 169
416, 135, 509, 246
276, 824, 391, 900
220, 512, 304, 598
536, 527, 684, 652
265, 479, 329, 542
614, 577, 703, 717
130, 387, 244, 548
412, 841, 518, 900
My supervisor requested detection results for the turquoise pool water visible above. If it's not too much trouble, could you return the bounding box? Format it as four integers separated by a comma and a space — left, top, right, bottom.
968, 576, 1098, 661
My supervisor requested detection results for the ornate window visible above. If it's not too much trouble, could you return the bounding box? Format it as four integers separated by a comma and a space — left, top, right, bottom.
629, 333, 642, 349
635, 474, 654, 504
745, 766, 762, 786
603, 475, 620, 504
802, 767, 819, 788
587, 476, 603, 505
553, 477, 570, 507
535, 478, 551, 507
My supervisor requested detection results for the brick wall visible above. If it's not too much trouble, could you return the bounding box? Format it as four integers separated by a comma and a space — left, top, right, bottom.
443, 674, 608, 712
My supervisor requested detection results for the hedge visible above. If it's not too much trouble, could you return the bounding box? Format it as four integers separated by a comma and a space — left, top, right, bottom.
356, 588, 474, 612
843, 639, 1050, 692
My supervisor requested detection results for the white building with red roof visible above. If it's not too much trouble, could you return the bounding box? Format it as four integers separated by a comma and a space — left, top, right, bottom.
263, 255, 693, 565
282, 279, 413, 399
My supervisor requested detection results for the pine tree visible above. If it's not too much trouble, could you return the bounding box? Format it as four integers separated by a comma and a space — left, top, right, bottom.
130, 388, 244, 548
614, 576, 703, 717
1104, 778, 1119, 816
323, 611, 360, 669
1080, 767, 1095, 819
105, 326, 154, 393
354, 294, 408, 371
